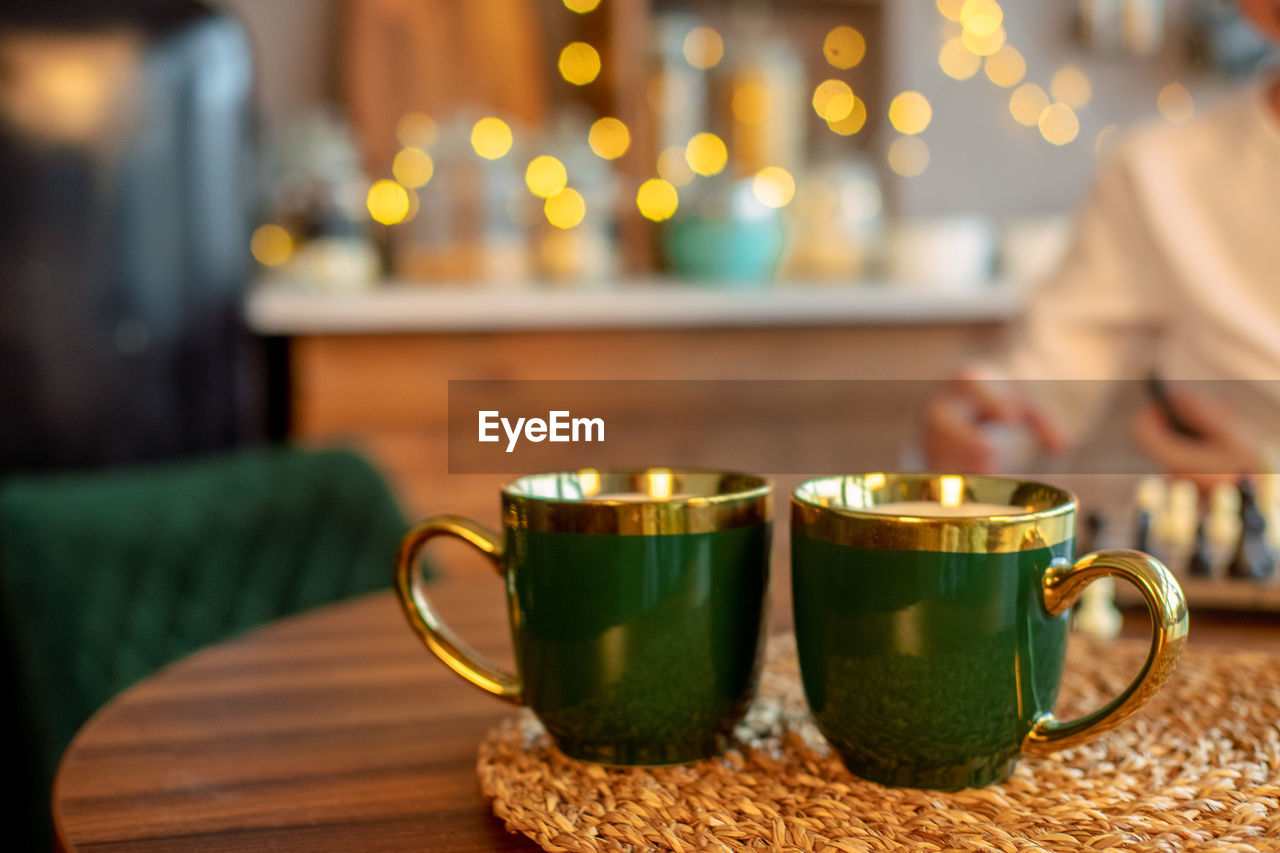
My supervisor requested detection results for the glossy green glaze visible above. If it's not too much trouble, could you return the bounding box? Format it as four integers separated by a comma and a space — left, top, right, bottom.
792, 535, 1074, 789
508, 523, 770, 765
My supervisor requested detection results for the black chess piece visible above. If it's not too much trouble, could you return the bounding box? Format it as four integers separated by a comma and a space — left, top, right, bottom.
1228, 478, 1275, 581
1082, 511, 1105, 555
1134, 508, 1151, 553
1189, 519, 1213, 577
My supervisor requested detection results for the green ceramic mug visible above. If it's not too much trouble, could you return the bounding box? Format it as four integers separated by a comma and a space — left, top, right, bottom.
395, 468, 772, 765
792, 473, 1188, 790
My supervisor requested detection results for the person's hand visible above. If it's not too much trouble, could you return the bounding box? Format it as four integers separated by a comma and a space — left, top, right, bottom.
1131, 390, 1262, 491
923, 371, 1068, 473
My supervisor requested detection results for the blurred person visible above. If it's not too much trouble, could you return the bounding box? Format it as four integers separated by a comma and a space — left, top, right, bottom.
925, 0, 1280, 490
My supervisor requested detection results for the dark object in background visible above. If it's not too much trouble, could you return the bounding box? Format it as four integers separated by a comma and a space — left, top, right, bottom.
0, 447, 411, 849
1229, 478, 1276, 581
0, 0, 263, 474
1190, 519, 1213, 578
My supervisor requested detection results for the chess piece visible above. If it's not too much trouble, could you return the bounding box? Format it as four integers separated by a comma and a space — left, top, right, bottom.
1161, 479, 1198, 574
1081, 510, 1105, 555
1134, 476, 1165, 553
1188, 520, 1212, 577
1206, 481, 1241, 576
1075, 577, 1122, 640
1228, 478, 1276, 581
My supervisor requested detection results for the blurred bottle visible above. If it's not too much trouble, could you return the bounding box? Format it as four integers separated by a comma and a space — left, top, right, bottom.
0, 0, 262, 472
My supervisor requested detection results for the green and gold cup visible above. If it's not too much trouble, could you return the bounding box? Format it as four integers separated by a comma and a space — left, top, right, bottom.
395, 468, 772, 765
791, 473, 1187, 790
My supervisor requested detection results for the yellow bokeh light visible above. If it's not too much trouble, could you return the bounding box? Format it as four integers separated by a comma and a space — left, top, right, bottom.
395, 112, 437, 149
636, 178, 679, 221
826, 95, 867, 135
250, 224, 292, 267
525, 155, 568, 198
588, 117, 630, 159
558, 42, 601, 86
984, 45, 1025, 87
939, 36, 981, 80
1009, 83, 1049, 126
366, 179, 411, 225
823, 26, 866, 70
960, 0, 1003, 37
962, 25, 1005, 56
888, 136, 930, 177
1158, 82, 1194, 124
392, 147, 434, 189
1038, 102, 1079, 145
562, 0, 600, 12
937, 0, 964, 21
1051, 65, 1092, 108
752, 166, 796, 209
684, 131, 728, 176
470, 117, 513, 159
683, 26, 724, 70
812, 79, 856, 121
733, 79, 771, 125
544, 187, 586, 229
889, 91, 932, 135
1095, 123, 1117, 155
657, 145, 694, 186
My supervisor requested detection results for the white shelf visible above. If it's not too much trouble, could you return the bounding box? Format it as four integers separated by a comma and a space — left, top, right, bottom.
244, 278, 1027, 335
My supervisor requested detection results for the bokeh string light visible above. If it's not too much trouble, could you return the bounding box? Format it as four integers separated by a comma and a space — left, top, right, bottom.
657, 145, 694, 186
823, 26, 866, 70
544, 187, 586, 229
888, 91, 932, 135
937, 0, 964, 21
366, 179, 411, 225
888, 137, 930, 177
984, 45, 1025, 87
562, 0, 600, 13
250, 224, 292, 266
392, 147, 434, 188
962, 25, 1005, 56
751, 166, 796, 208
826, 95, 867, 135
939, 36, 981, 80
812, 79, 856, 122
1051, 65, 1092, 108
636, 178, 679, 221
471, 117, 513, 159
1038, 102, 1080, 145
1009, 82, 1049, 127
960, 0, 1003, 37
396, 112, 437, 149
525, 155, 568, 198
559, 42, 601, 86
684, 132, 728, 176
683, 26, 724, 70
588, 117, 631, 159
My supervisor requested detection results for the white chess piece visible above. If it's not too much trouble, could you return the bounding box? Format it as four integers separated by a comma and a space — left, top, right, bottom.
1159, 480, 1198, 574
1207, 482, 1242, 576
1075, 576, 1122, 639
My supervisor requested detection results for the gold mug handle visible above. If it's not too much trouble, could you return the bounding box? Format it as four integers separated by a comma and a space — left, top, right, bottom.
1024, 549, 1188, 756
393, 515, 522, 704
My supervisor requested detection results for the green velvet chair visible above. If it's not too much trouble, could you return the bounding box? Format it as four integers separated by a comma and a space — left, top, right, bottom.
0, 446, 410, 846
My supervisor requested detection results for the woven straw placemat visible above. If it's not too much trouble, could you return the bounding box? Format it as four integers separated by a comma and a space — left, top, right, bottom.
478, 634, 1280, 853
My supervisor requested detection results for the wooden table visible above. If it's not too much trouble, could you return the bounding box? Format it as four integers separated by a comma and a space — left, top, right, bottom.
53, 576, 1280, 852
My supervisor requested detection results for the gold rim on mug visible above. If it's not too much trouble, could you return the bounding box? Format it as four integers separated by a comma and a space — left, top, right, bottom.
792, 473, 1076, 553
503, 468, 772, 535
